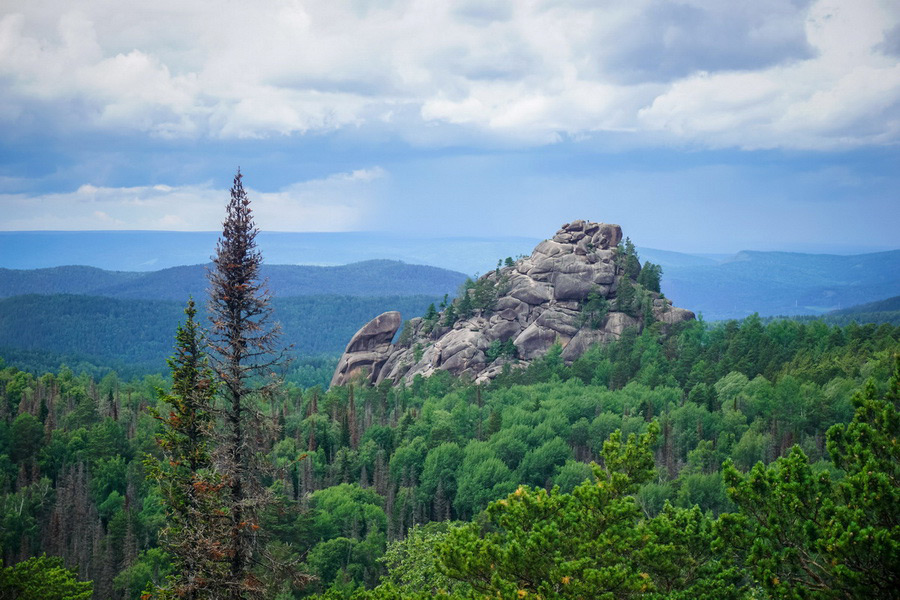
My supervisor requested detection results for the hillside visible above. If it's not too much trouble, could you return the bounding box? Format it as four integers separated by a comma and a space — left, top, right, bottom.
794, 294, 900, 327
661, 249, 900, 320
0, 260, 467, 301
0, 293, 443, 376
829, 294, 900, 315
3, 231, 898, 322
2, 308, 897, 599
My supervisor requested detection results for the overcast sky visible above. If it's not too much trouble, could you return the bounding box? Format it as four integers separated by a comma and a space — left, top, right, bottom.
1, 0, 898, 253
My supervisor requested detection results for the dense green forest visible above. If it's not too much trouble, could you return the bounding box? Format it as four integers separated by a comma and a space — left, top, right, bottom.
1, 315, 897, 598
0, 294, 437, 379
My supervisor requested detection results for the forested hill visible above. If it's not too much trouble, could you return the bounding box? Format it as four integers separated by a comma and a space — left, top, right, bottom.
829, 294, 900, 315
3, 231, 899, 320
0, 294, 446, 379
0, 260, 467, 301
660, 249, 900, 320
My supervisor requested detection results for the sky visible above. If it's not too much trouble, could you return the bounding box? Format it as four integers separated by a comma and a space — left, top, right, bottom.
0, 0, 898, 254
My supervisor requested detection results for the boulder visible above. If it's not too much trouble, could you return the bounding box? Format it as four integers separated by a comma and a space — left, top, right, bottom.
344, 311, 402, 353
508, 276, 553, 305
514, 322, 559, 360
331, 311, 402, 386
535, 309, 580, 337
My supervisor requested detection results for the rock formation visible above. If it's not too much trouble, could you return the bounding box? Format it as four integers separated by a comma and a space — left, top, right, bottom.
330, 220, 694, 387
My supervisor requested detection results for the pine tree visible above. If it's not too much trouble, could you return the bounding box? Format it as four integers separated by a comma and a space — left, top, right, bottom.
208, 170, 283, 599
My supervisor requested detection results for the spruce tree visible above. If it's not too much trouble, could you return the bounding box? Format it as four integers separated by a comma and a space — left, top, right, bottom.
208, 170, 281, 599
148, 299, 228, 600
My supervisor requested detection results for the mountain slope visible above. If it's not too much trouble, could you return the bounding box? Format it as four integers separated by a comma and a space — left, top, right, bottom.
0, 260, 468, 301
0, 293, 444, 375
660, 250, 900, 320
828, 295, 900, 315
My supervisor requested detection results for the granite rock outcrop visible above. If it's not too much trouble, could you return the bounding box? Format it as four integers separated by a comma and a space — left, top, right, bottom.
330, 221, 694, 387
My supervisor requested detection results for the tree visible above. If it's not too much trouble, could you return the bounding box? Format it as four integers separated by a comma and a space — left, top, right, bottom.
616, 278, 638, 317
423, 304, 438, 322
0, 554, 92, 600
147, 299, 228, 599
375, 522, 471, 597
439, 423, 740, 599
208, 170, 283, 599
619, 237, 642, 280
721, 354, 900, 598
580, 290, 610, 330
637, 262, 663, 293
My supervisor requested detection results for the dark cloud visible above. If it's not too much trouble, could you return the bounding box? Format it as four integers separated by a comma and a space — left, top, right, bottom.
876, 23, 900, 57
596, 0, 816, 84
452, 0, 514, 25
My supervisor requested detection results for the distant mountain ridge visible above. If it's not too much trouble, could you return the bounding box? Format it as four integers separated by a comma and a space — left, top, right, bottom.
659, 249, 900, 321
2, 231, 899, 322
0, 260, 467, 301
829, 295, 900, 315
0, 230, 541, 276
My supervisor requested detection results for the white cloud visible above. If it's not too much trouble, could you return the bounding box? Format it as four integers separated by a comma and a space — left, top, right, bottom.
637, 0, 900, 148
0, 0, 897, 149
0, 168, 386, 231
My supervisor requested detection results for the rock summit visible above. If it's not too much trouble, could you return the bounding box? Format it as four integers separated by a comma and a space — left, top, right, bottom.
331, 220, 694, 387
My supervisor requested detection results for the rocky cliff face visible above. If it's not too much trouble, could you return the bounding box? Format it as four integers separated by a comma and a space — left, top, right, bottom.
331, 220, 694, 387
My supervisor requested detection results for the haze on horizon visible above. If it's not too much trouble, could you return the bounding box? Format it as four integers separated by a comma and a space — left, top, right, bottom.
0, 0, 898, 255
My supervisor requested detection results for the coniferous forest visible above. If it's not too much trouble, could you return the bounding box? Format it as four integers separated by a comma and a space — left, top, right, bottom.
1, 178, 898, 599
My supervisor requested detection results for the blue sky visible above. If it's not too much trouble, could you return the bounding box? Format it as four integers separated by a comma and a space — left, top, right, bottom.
1, 0, 898, 253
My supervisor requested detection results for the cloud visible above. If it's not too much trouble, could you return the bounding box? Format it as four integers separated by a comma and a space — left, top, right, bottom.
637, 0, 900, 149
0, 168, 386, 231
0, 0, 897, 149
592, 0, 817, 85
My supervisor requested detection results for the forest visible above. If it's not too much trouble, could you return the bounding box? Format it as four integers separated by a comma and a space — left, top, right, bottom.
1, 313, 897, 598
0, 294, 439, 382
1, 177, 897, 600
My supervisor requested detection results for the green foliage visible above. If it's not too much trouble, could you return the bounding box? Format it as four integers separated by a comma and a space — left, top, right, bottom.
579, 290, 609, 330
145, 299, 229, 599
375, 522, 470, 597
9, 413, 42, 463
310, 484, 387, 542
637, 261, 663, 293
113, 548, 172, 600
1, 313, 898, 599
616, 277, 638, 317
485, 339, 518, 363
618, 237, 642, 280
437, 423, 740, 599
0, 294, 443, 377
423, 303, 438, 322
0, 554, 92, 600
721, 355, 900, 598
396, 321, 414, 347
452, 275, 504, 320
